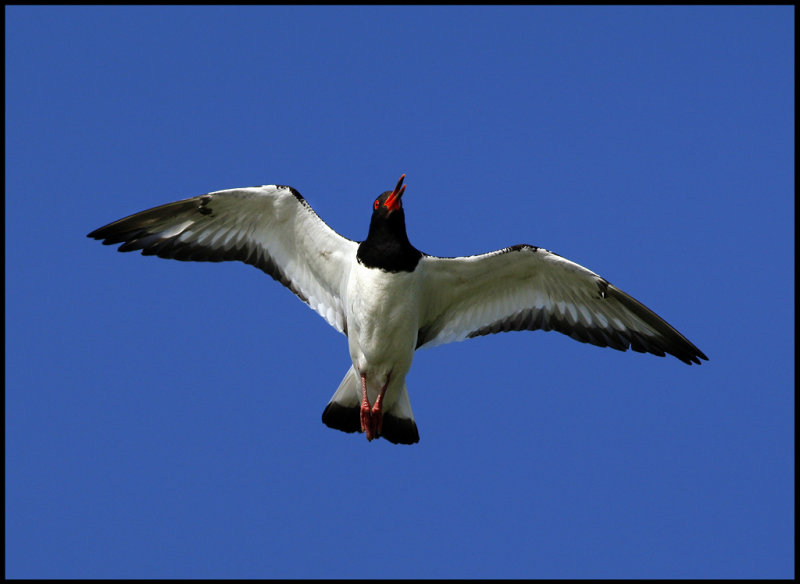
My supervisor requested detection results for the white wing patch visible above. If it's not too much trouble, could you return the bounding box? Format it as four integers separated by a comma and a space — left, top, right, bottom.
416, 245, 706, 365
88, 185, 359, 335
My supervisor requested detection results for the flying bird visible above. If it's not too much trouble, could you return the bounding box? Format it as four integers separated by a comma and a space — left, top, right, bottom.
87, 175, 707, 444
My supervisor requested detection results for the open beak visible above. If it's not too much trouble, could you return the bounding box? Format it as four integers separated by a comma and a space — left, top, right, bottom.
384, 174, 406, 211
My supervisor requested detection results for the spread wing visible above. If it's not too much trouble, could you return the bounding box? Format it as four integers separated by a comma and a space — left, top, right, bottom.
416, 244, 707, 365
87, 185, 358, 334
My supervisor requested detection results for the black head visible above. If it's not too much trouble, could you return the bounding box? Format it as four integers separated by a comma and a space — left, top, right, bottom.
371, 173, 406, 217
358, 174, 422, 272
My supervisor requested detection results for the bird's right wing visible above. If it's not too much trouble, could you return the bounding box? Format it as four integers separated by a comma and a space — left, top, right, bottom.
87, 185, 358, 334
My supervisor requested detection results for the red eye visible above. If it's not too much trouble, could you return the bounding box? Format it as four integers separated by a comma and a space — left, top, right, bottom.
374, 200, 380, 210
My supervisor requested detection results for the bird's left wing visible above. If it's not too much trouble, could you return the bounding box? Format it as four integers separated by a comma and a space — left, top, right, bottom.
87, 186, 358, 334
416, 244, 707, 364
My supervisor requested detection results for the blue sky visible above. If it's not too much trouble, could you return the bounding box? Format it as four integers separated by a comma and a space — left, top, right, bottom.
5, 6, 793, 579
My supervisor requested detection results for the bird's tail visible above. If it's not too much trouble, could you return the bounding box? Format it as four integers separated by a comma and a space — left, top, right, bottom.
321, 366, 419, 444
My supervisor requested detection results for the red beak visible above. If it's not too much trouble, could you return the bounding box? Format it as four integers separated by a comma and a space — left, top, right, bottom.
384, 174, 406, 211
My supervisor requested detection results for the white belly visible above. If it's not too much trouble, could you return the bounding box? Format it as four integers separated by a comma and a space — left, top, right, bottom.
345, 262, 420, 403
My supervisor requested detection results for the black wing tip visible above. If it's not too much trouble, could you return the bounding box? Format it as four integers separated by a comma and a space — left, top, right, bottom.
638, 330, 707, 365
603, 332, 708, 365
625, 336, 707, 365
87, 226, 114, 241
86, 228, 134, 249
676, 348, 709, 366
86, 227, 153, 253
321, 403, 420, 444
602, 286, 708, 365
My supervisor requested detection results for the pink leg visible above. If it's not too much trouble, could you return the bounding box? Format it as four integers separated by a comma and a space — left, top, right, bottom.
359, 373, 374, 441
370, 376, 390, 437
359, 372, 391, 441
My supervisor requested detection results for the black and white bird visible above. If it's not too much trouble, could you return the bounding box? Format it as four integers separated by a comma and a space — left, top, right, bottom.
88, 175, 707, 444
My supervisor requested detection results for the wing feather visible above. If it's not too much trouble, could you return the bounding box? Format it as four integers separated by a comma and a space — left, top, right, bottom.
416, 244, 707, 365
87, 186, 358, 334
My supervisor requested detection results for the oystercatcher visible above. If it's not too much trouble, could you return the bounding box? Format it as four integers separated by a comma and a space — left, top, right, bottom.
87, 175, 707, 444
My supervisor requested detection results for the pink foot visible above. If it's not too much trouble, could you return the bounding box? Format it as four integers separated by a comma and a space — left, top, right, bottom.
359, 372, 390, 442
360, 407, 375, 441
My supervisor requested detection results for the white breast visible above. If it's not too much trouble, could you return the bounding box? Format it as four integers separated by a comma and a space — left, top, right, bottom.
345, 261, 421, 396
